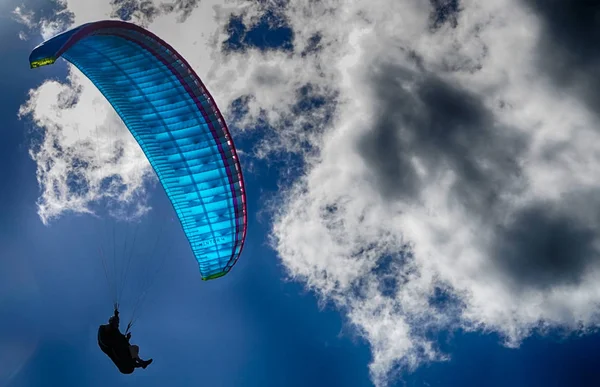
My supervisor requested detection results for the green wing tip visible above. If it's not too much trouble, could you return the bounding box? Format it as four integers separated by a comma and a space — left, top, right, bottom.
30, 57, 56, 69
202, 271, 228, 281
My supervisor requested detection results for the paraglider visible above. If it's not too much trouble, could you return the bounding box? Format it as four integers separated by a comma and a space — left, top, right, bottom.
98, 309, 153, 373
29, 19, 248, 372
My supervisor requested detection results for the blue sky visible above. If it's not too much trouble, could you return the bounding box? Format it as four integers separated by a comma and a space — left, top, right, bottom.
4, 0, 600, 386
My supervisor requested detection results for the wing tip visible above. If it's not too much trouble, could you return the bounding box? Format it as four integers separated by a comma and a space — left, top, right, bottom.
30, 57, 56, 69
202, 271, 229, 281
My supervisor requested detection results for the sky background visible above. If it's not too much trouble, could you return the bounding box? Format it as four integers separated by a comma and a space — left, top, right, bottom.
3, 0, 600, 386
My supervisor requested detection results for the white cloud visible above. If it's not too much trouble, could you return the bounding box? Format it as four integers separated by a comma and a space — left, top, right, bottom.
273, 0, 600, 384
19, 70, 154, 223
17, 0, 600, 385
12, 6, 35, 29
12, 6, 35, 40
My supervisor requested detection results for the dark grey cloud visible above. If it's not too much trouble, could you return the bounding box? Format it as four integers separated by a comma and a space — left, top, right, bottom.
357, 61, 527, 217
492, 201, 600, 291
429, 0, 461, 30
356, 56, 600, 293
522, 0, 600, 114
301, 33, 322, 57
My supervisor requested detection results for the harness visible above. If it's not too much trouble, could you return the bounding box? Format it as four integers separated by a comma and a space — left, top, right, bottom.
97, 325, 135, 374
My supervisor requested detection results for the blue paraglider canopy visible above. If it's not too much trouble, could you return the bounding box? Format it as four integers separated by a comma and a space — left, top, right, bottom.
29, 19, 247, 281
